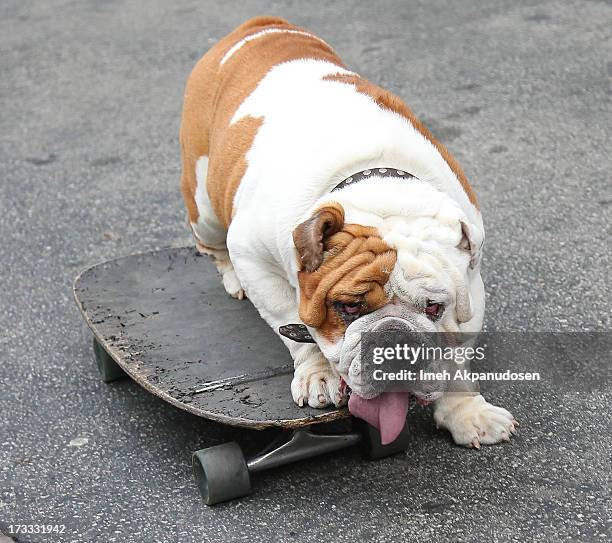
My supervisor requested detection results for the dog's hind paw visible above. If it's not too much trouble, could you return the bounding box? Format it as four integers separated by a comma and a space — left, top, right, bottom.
221, 267, 246, 300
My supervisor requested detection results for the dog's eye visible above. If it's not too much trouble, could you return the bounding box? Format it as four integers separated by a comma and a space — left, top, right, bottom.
333, 301, 363, 322
341, 302, 361, 315
425, 301, 444, 321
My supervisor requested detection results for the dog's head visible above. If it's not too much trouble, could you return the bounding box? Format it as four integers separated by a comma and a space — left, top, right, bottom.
292, 181, 484, 400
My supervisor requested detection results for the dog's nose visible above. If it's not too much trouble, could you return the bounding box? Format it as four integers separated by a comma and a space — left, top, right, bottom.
370, 316, 413, 333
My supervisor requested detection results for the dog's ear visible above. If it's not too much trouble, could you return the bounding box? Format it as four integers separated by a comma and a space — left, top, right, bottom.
458, 220, 480, 269
293, 203, 345, 272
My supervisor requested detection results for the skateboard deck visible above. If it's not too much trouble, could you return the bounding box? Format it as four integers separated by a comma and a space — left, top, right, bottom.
73, 247, 348, 429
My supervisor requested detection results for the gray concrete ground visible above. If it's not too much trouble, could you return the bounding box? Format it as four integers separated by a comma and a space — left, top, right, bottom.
1, 0, 611, 541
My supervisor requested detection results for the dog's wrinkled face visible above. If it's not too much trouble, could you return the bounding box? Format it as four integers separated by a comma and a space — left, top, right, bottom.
293, 201, 482, 398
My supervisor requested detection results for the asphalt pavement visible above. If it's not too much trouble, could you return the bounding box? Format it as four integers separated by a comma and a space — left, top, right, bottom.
1, 1, 610, 542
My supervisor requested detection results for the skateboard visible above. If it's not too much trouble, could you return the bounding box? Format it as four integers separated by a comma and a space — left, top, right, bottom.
73, 247, 410, 505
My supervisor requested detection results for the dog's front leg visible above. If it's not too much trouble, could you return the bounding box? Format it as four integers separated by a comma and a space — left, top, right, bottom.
229, 250, 345, 408
433, 379, 518, 448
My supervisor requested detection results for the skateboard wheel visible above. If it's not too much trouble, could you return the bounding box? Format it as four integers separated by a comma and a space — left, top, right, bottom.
92, 337, 127, 382
356, 419, 410, 459
192, 442, 251, 505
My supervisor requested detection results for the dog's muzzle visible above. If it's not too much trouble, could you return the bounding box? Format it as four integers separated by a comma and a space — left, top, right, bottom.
338, 305, 449, 400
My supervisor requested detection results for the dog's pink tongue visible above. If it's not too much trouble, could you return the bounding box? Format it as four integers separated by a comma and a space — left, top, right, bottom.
348, 392, 410, 445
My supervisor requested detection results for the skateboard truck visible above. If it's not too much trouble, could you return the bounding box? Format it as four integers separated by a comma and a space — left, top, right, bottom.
192, 421, 410, 506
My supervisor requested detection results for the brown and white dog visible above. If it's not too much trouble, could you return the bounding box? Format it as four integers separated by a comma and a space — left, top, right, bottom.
180, 17, 517, 447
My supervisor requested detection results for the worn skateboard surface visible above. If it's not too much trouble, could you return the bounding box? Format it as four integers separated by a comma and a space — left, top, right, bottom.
73, 247, 347, 429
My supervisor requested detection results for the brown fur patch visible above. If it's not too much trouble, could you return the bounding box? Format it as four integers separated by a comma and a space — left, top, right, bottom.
298, 224, 397, 341
322, 73, 479, 209
206, 116, 263, 226
180, 17, 345, 227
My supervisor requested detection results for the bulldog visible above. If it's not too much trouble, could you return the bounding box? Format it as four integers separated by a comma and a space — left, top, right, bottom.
180, 17, 517, 447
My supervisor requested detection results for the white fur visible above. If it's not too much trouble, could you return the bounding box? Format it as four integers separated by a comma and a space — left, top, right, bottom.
434, 393, 517, 448
191, 156, 227, 250
196, 58, 515, 442
220, 29, 331, 66
191, 156, 245, 299
229, 60, 482, 279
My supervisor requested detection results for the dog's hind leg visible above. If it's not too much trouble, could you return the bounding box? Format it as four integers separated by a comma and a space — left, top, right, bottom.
196, 240, 246, 301
182, 155, 246, 300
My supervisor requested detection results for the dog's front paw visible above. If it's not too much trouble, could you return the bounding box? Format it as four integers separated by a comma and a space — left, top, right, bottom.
434, 394, 518, 449
291, 357, 346, 409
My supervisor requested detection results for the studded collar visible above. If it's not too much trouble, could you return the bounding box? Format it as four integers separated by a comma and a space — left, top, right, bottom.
330, 167, 417, 193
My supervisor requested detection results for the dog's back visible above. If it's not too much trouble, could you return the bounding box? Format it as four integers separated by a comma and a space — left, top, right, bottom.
180, 17, 345, 230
